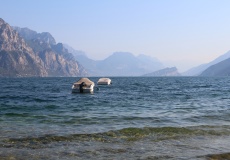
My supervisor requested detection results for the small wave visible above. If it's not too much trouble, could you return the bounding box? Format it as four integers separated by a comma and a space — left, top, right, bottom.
4, 112, 29, 117
2, 125, 230, 149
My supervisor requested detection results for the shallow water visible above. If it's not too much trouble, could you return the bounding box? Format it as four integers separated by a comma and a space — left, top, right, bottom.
0, 77, 230, 159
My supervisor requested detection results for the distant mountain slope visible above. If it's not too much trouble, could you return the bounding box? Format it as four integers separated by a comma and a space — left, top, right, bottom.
65, 49, 165, 76
72, 55, 100, 76
97, 52, 140, 76
200, 58, 230, 76
183, 50, 230, 76
62, 44, 100, 75
63, 44, 86, 57
97, 52, 165, 76
0, 18, 87, 77
137, 54, 164, 72
142, 67, 180, 76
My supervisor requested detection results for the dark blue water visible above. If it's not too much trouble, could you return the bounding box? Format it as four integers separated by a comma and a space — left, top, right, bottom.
1, 77, 230, 159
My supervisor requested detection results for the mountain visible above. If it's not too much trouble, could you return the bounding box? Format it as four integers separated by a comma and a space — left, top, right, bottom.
0, 18, 87, 77
142, 67, 180, 76
136, 54, 165, 73
62, 44, 100, 75
200, 58, 230, 76
98, 52, 164, 76
13, 26, 56, 45
72, 55, 100, 76
96, 52, 141, 76
63, 44, 86, 57
71, 51, 164, 76
18, 28, 88, 76
183, 50, 230, 76
0, 18, 47, 77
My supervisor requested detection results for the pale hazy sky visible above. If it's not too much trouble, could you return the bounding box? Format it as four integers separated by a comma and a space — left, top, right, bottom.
1, 0, 230, 72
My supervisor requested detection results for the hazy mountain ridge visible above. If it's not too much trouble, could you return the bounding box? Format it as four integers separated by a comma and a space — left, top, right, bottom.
63, 44, 86, 57
0, 18, 87, 77
100, 52, 165, 76
69, 44, 230, 77
183, 50, 230, 76
142, 67, 180, 77
200, 57, 230, 76
97, 52, 140, 76
72, 51, 165, 76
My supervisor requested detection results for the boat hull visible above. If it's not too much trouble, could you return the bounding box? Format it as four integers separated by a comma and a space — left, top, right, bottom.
97, 81, 110, 85
97, 78, 111, 85
72, 85, 94, 93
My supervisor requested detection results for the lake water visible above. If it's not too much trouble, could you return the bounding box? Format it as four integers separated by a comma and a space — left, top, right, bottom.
0, 77, 230, 160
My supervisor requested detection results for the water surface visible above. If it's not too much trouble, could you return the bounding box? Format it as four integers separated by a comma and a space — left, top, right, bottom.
0, 77, 230, 159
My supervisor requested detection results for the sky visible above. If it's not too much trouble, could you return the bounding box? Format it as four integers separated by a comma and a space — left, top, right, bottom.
1, 0, 230, 72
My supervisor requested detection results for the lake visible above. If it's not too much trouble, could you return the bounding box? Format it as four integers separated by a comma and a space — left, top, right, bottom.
0, 77, 230, 159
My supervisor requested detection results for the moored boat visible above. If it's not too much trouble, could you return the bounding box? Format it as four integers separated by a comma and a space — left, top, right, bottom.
97, 78, 112, 85
72, 78, 95, 93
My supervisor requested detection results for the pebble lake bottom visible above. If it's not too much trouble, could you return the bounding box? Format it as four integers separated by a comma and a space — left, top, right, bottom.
0, 77, 230, 160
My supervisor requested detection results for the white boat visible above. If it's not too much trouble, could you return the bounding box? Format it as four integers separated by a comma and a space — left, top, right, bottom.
72, 78, 95, 93
97, 78, 112, 85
